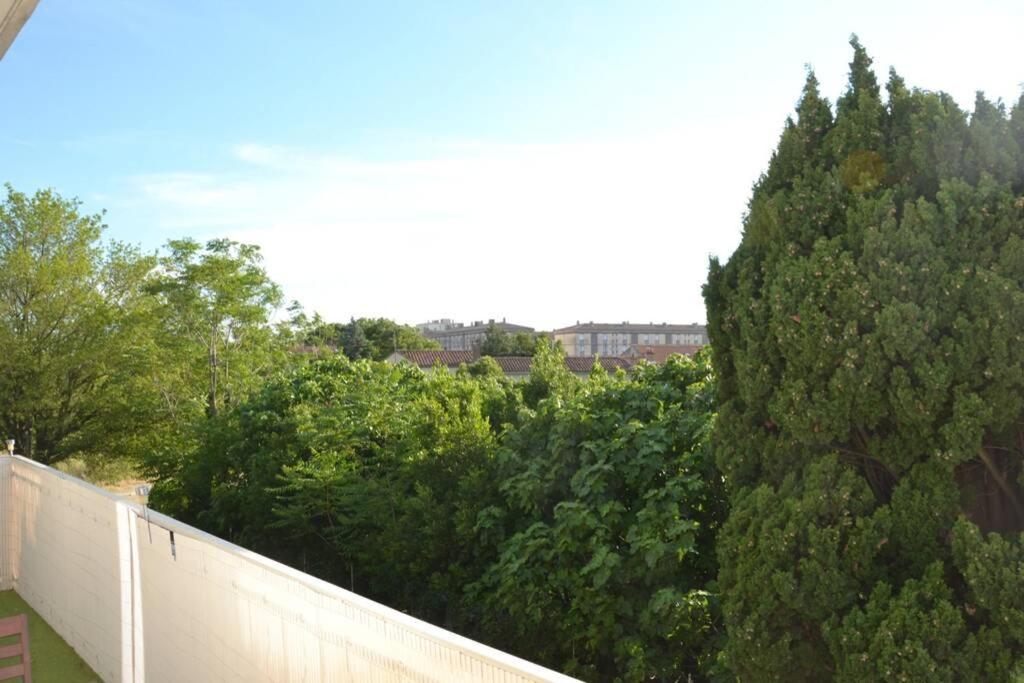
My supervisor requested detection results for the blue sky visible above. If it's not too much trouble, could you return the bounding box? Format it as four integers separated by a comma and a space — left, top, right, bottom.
2, 0, 1023, 329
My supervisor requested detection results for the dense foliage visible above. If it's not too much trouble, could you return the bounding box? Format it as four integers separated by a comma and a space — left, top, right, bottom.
704, 38, 1024, 680
0, 185, 156, 464
0, 187, 301, 479
146, 238, 284, 420
150, 345, 724, 681
23, 36, 1024, 680
157, 355, 517, 623
310, 316, 440, 360
479, 323, 538, 356
471, 354, 724, 681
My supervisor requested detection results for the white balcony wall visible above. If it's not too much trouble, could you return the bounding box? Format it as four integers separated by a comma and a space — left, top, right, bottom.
0, 456, 578, 683
1, 456, 127, 682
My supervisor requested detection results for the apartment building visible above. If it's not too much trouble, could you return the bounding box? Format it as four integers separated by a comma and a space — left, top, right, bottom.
416, 318, 534, 351
552, 321, 708, 357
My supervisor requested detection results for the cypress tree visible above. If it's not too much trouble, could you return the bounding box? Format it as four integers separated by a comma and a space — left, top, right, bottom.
705, 36, 1024, 680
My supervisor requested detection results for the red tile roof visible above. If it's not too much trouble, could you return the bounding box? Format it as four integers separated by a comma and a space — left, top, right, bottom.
492, 357, 533, 373
395, 350, 477, 366
565, 356, 633, 373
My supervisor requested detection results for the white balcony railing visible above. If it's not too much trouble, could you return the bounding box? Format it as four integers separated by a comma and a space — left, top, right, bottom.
0, 455, 579, 683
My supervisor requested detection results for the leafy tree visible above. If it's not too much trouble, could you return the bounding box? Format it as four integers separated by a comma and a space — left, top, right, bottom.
480, 324, 536, 356
317, 317, 439, 360
283, 302, 334, 349
471, 352, 725, 681
705, 37, 1024, 680
156, 355, 518, 629
146, 238, 284, 419
339, 316, 371, 359
0, 185, 156, 464
460, 359, 525, 433
521, 336, 580, 407
358, 317, 440, 359
144, 238, 285, 511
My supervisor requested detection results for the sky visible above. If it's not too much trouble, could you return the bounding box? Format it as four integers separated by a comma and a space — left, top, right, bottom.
2, 1, 1023, 330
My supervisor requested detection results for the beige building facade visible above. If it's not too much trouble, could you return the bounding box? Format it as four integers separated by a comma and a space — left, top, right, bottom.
552, 322, 708, 357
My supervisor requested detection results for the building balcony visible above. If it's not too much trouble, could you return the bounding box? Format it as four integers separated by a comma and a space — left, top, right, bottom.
0, 456, 578, 682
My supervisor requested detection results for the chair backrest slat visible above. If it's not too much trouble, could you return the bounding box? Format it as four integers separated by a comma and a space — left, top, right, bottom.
0, 643, 22, 659
0, 664, 24, 680
0, 613, 30, 683
0, 616, 22, 639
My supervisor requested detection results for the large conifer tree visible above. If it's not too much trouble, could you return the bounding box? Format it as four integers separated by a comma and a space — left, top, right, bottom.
705, 37, 1024, 680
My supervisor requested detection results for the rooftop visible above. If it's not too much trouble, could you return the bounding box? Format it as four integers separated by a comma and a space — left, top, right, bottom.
393, 349, 478, 366
622, 344, 703, 363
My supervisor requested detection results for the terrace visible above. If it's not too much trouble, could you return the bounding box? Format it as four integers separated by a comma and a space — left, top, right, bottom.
0, 590, 99, 681
0, 455, 578, 682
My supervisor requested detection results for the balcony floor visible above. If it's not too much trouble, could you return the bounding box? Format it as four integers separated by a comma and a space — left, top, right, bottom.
0, 590, 100, 682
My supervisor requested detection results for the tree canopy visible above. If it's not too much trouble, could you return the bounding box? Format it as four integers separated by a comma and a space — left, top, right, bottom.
0, 185, 156, 464
147, 344, 724, 681
0, 187, 297, 482
309, 317, 440, 360
704, 37, 1024, 680
146, 238, 284, 419
479, 324, 537, 356
471, 352, 724, 681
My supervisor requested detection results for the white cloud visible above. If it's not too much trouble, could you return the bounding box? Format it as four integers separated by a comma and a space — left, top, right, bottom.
129, 123, 776, 330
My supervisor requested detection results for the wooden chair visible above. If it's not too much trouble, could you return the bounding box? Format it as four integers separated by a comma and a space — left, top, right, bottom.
0, 613, 31, 682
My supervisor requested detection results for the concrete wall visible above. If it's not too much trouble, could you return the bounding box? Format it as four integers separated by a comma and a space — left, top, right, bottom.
0, 456, 578, 683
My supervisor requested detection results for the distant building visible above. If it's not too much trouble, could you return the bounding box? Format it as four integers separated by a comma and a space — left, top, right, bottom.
551, 322, 708, 357
416, 318, 534, 351
621, 344, 702, 364
387, 349, 632, 379
416, 318, 459, 333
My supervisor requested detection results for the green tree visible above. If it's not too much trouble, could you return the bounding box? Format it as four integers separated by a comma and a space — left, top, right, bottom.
0, 185, 156, 465
144, 238, 285, 512
339, 317, 371, 360
320, 317, 439, 360
146, 238, 284, 419
358, 317, 440, 359
480, 324, 536, 356
157, 355, 515, 630
471, 352, 725, 681
521, 336, 579, 407
705, 38, 1024, 680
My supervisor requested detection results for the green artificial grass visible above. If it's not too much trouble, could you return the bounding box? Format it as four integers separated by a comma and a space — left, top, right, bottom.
0, 590, 100, 682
